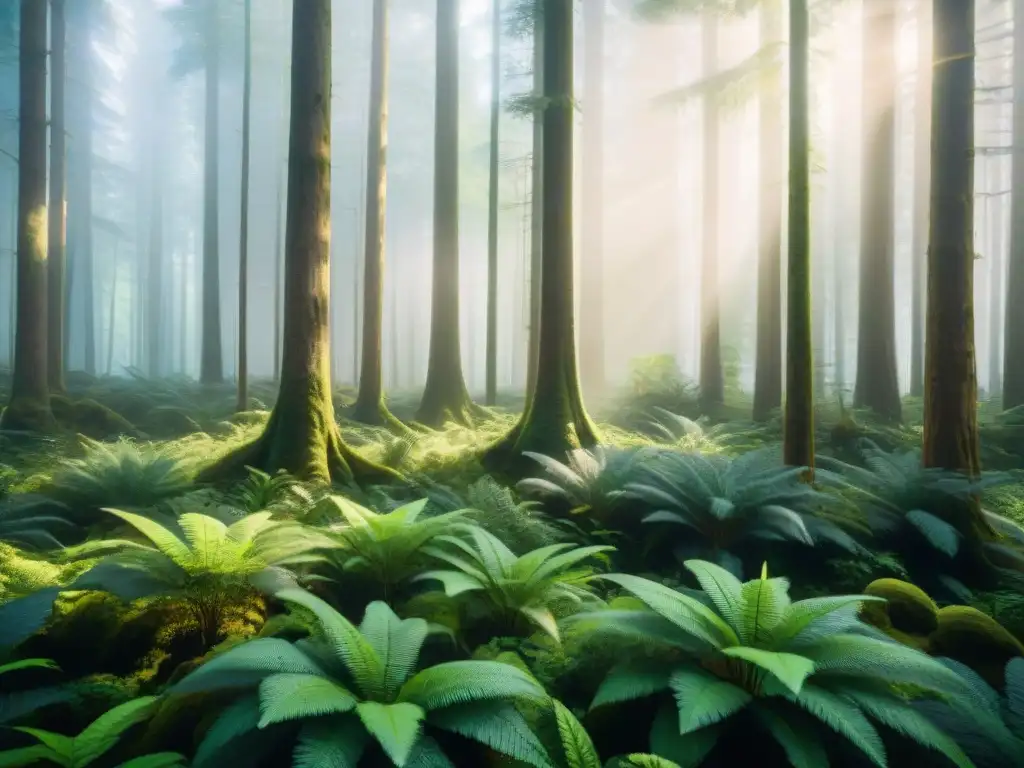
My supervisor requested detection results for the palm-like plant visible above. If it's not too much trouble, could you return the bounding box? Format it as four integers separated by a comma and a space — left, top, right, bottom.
40, 437, 195, 524
573, 560, 982, 767
414, 526, 613, 641
0, 495, 78, 550
231, 467, 313, 515
68, 509, 337, 647
0, 695, 184, 767
174, 589, 553, 767
517, 446, 656, 531
623, 448, 861, 577
0, 658, 70, 726
818, 444, 1024, 578
546, 697, 680, 768
314, 496, 474, 599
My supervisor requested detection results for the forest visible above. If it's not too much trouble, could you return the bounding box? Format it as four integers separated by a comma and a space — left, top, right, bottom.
2, 0, 1024, 766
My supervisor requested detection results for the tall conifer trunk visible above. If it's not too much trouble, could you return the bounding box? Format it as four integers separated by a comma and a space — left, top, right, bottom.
200, 0, 223, 384
699, 10, 723, 408
236, 0, 251, 411
47, 0, 66, 393
2, 0, 53, 431
485, 0, 501, 406
1004, 0, 1024, 409
910, 0, 931, 398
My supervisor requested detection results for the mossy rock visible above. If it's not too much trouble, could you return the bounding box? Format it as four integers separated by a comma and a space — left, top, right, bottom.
930, 605, 1024, 689
50, 395, 141, 440
862, 578, 939, 636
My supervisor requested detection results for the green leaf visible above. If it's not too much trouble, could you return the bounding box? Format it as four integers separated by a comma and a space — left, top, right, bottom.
720, 647, 815, 696
598, 574, 738, 648
429, 701, 552, 768
682, 560, 745, 632
0, 746, 55, 768
359, 602, 429, 699
293, 716, 369, 768
115, 754, 186, 768
648, 702, 720, 768
173, 638, 324, 694
751, 705, 828, 768
590, 665, 671, 710
399, 660, 547, 710
192, 695, 261, 767
8, 728, 72, 762
356, 701, 425, 767
787, 685, 885, 767
276, 589, 383, 699
73, 696, 161, 766
413, 570, 485, 597
102, 509, 190, 562
765, 595, 883, 646
905, 509, 961, 557
551, 699, 600, 768
258, 673, 358, 728
0, 659, 60, 675
404, 734, 457, 767
668, 667, 752, 734
520, 605, 560, 642
609, 757, 683, 768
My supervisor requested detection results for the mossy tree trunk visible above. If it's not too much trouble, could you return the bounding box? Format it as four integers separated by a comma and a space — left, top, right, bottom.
699, 9, 723, 409
783, 0, 813, 471
910, 0, 931, 399
47, 0, 66, 394
752, 0, 782, 423
485, 0, 501, 407
1004, 0, 1024, 410
924, 0, 990, 536
854, 0, 901, 423
2, 0, 54, 432
579, 0, 605, 403
416, 0, 477, 428
199, 0, 395, 487
236, 0, 251, 412
351, 0, 405, 432
483, 0, 599, 478
200, 0, 223, 385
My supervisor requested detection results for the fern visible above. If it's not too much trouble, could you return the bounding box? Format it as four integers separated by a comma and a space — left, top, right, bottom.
175, 589, 551, 767
572, 560, 987, 766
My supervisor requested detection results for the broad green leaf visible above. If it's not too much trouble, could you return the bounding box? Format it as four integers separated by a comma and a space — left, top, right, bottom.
115, 753, 186, 768
668, 667, 752, 734
103, 509, 190, 562
429, 701, 552, 768
257, 673, 358, 727
293, 716, 368, 768
682, 560, 744, 632
0, 746, 55, 768
551, 699, 600, 768
192, 695, 261, 767
412, 570, 485, 597
356, 701, 425, 767
520, 605, 560, 642
720, 647, 815, 696
9, 728, 73, 761
73, 696, 161, 766
648, 702, 720, 768
359, 602, 429, 699
590, 665, 671, 710
173, 638, 324, 695
751, 704, 828, 768
399, 660, 547, 710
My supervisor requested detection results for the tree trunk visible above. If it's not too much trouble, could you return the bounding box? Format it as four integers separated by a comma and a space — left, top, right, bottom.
831, 30, 849, 396
1004, 0, 1024, 410
200, 0, 395, 486
525, 5, 544, 403
579, 0, 605, 403
273, 154, 284, 382
923, 0, 987, 528
352, 0, 404, 431
147, 122, 164, 378
752, 0, 783, 422
853, 1, 902, 422
485, 0, 501, 406
784, 0, 813, 470
200, 0, 223, 385
910, 0, 931, 398
990, 161, 1006, 399
2, 0, 52, 431
47, 0, 66, 393
416, 0, 477, 428
699, 10, 723, 409
236, 0, 251, 411
105, 241, 119, 376
483, 0, 599, 476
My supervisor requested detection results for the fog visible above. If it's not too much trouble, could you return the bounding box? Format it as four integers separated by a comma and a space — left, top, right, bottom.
0, 0, 1010, 402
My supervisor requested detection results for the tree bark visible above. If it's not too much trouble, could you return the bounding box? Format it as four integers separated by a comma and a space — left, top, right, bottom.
200, 0, 395, 486
2, 0, 53, 431
351, 0, 405, 431
236, 0, 251, 411
416, 0, 477, 428
485, 0, 501, 406
783, 0, 813, 470
853, 0, 901, 422
483, 0, 599, 477
923, 0, 987, 528
910, 0, 931, 399
699, 10, 723, 409
1004, 0, 1024, 410
579, 0, 605, 403
200, 0, 223, 384
752, 0, 782, 422
47, 0, 66, 393
989, 162, 1005, 399
525, 4, 544, 404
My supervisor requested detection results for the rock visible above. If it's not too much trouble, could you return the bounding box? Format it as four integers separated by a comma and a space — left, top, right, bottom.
50, 395, 141, 440
141, 406, 202, 438
930, 605, 1024, 690
862, 578, 939, 635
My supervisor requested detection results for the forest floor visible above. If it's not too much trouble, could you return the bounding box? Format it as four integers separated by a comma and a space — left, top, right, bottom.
2, 367, 1024, 767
